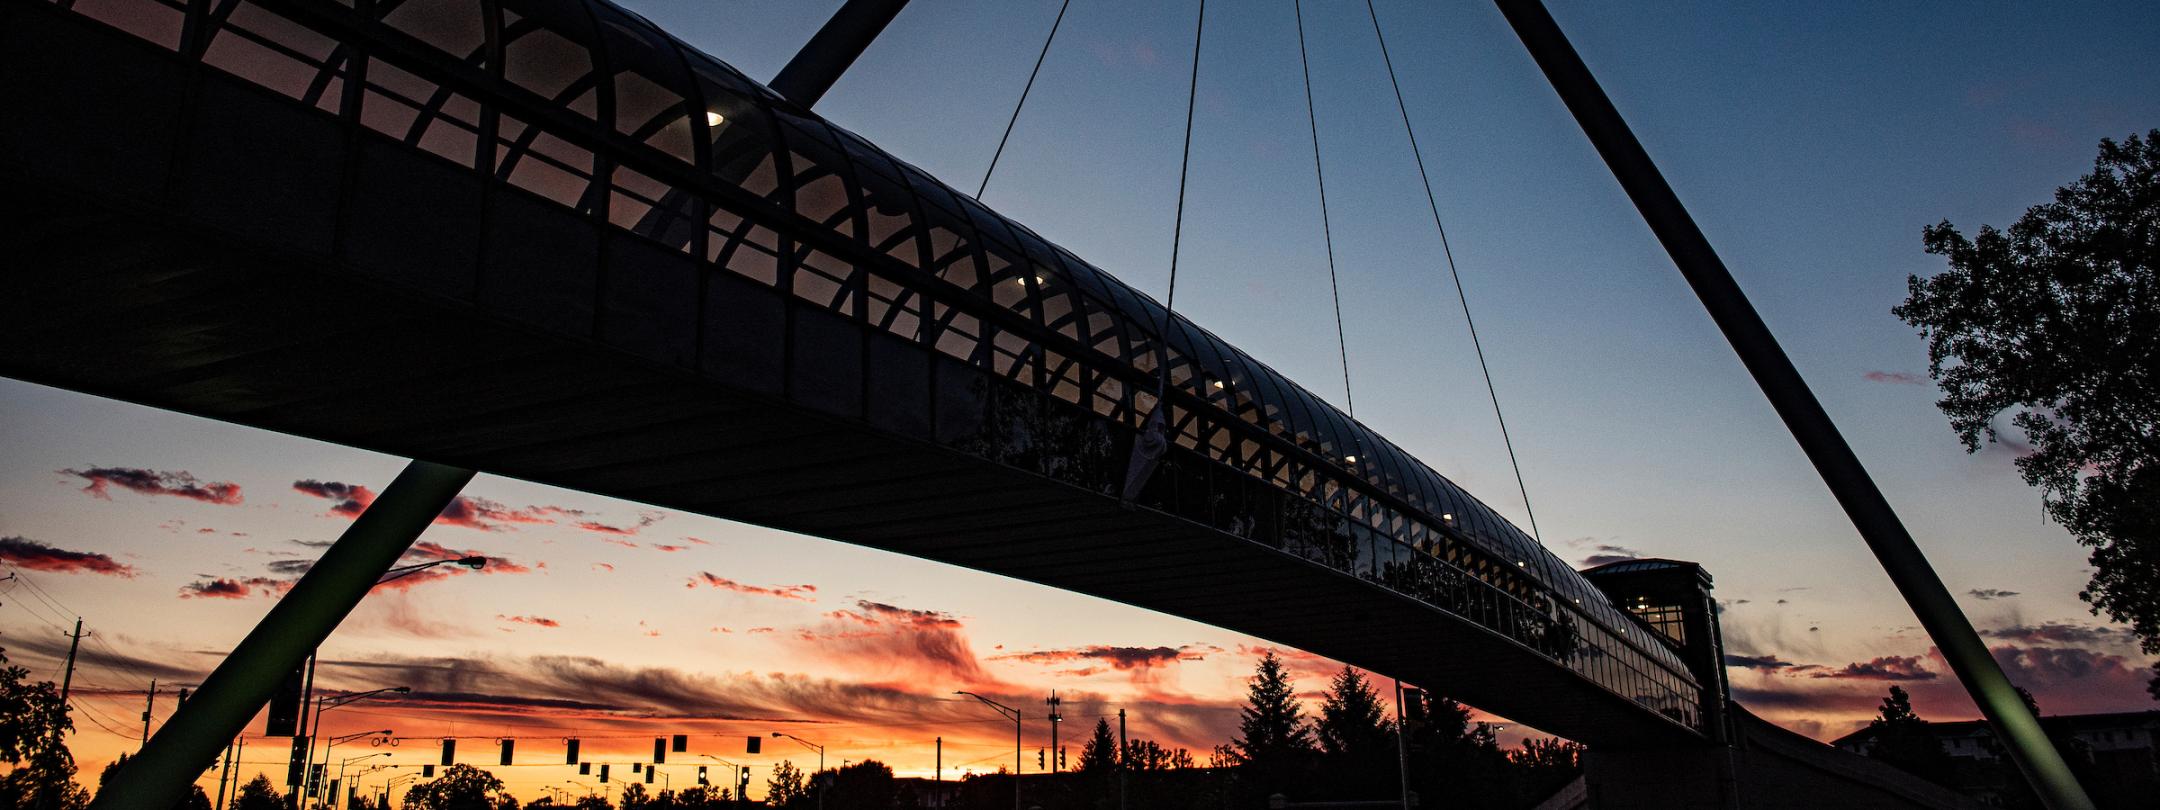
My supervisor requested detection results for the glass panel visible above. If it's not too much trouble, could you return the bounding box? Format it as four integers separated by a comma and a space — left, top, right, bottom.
201, 1, 342, 106
500, 1, 597, 118
380, 0, 484, 61
363, 59, 481, 166
70, 0, 186, 49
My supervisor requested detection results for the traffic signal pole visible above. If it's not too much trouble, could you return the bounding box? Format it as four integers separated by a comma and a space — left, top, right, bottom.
91, 461, 475, 810
1487, 2, 2093, 808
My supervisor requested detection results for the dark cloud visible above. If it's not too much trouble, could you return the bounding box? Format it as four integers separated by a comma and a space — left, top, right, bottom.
685, 572, 817, 601
1723, 653, 1796, 671
265, 559, 314, 576
1577, 543, 1644, 568
1811, 655, 1936, 681
1980, 623, 2132, 647
989, 648, 1183, 673
1863, 371, 1924, 385
0, 536, 136, 577
497, 615, 561, 628
179, 577, 287, 599
62, 467, 242, 504
1967, 588, 2020, 600
293, 479, 585, 532
292, 479, 372, 515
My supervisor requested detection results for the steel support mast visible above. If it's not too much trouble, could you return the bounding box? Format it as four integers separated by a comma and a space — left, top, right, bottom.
1489, 2, 2093, 807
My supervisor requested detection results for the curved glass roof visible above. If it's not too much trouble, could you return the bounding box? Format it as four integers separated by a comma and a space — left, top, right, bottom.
61, 0, 1693, 699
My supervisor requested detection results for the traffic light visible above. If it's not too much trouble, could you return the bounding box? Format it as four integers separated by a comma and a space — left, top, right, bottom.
579, 762, 591, 776
653, 737, 667, 764
632, 762, 641, 774
499, 739, 514, 766
266, 664, 304, 736
644, 766, 655, 784
1037, 749, 1044, 769
422, 765, 435, 778
739, 768, 751, 797
599, 764, 609, 783
440, 739, 456, 766
285, 737, 309, 787
698, 765, 709, 786
1057, 747, 1066, 770
567, 738, 581, 765
672, 734, 688, 753
746, 736, 761, 754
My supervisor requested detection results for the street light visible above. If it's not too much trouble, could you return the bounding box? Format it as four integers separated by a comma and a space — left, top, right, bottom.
316, 728, 390, 802
305, 686, 408, 800
956, 691, 1023, 810
701, 755, 747, 807
771, 732, 826, 810
336, 753, 390, 808
385, 773, 420, 808
378, 556, 486, 583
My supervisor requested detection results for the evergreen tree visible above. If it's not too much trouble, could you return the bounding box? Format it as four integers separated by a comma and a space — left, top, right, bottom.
1866, 686, 1952, 785
1078, 718, 1120, 774
1315, 666, 1397, 799
1231, 650, 1317, 799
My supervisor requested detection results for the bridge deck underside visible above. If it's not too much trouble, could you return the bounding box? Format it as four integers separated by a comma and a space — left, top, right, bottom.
0, 2, 1695, 748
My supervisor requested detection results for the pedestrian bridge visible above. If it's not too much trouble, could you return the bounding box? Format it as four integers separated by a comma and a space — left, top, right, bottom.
0, 0, 1707, 747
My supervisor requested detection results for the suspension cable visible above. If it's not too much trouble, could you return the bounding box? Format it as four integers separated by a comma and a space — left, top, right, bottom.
1364, 0, 1543, 545
1163, 0, 1206, 321
975, 0, 1075, 200
1287, 0, 1356, 419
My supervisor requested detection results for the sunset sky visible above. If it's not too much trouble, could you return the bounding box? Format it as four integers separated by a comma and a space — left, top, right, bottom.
3, 0, 2157, 802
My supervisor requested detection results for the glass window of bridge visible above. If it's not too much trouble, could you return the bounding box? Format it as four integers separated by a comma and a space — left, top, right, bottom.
592, 6, 697, 165
706, 209, 780, 287
379, 0, 484, 63
494, 112, 592, 208
200, 1, 342, 110
499, 0, 598, 119
686, 53, 779, 195
68, 0, 185, 50
865, 272, 922, 342
840, 142, 927, 270
363, 59, 481, 166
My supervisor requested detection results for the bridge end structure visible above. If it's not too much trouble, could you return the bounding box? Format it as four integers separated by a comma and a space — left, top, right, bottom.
1569, 560, 1982, 808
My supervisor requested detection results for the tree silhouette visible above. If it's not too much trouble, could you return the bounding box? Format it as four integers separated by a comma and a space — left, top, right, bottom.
764, 759, 808, 808
402, 763, 510, 810
823, 760, 895, 810
1230, 650, 1316, 799
1314, 666, 1396, 799
0, 647, 87, 809
1077, 718, 1120, 774
1894, 129, 2160, 697
1866, 686, 1951, 785
233, 774, 283, 810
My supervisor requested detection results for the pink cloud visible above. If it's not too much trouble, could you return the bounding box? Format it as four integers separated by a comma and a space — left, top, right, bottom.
63, 467, 242, 505
0, 536, 136, 577
1863, 371, 1924, 385
685, 572, 817, 601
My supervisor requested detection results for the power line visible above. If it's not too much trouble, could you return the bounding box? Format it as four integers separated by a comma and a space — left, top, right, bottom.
1363, 0, 1543, 544
1292, 0, 1357, 418
975, 0, 1074, 200
1160, 0, 1207, 321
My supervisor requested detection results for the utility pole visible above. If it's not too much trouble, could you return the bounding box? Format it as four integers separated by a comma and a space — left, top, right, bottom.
59, 618, 84, 702
935, 737, 941, 784
215, 736, 236, 810
1046, 692, 1061, 774
141, 679, 157, 745
1393, 681, 1410, 810
1117, 708, 1127, 810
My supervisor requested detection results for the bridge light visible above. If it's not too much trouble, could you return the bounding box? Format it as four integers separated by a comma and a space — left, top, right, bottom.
1343, 455, 1357, 463
1211, 380, 1224, 390
706, 111, 727, 127
1517, 561, 1526, 567
1441, 513, 1455, 522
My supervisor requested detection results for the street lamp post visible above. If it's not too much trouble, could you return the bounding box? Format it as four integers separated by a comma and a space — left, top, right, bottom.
956, 691, 1022, 810
770, 732, 825, 810
385, 774, 419, 809
305, 686, 408, 800
335, 753, 389, 808
700, 755, 746, 807
314, 728, 390, 803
